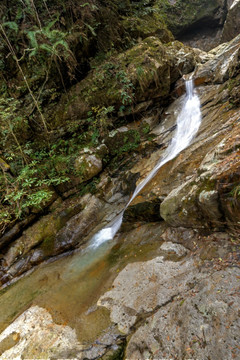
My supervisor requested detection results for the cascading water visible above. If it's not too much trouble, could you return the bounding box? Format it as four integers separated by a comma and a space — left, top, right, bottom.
89, 79, 201, 249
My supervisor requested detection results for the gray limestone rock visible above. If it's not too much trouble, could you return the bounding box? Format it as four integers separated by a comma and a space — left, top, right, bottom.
198, 190, 222, 220
125, 268, 240, 360
160, 241, 189, 257
98, 257, 200, 334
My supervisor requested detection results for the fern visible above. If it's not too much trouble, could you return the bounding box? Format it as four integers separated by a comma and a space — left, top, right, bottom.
53, 40, 69, 52
85, 23, 97, 36
46, 17, 59, 32
27, 30, 39, 48
26, 22, 70, 59
80, 3, 91, 8
2, 21, 18, 33
39, 43, 53, 54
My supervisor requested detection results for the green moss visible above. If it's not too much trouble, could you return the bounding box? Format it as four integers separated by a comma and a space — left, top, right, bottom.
155, 0, 223, 35
122, 12, 173, 43
40, 236, 55, 256
55, 36, 172, 125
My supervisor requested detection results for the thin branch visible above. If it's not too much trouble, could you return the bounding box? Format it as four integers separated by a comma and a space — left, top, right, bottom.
7, 120, 28, 165
0, 24, 49, 138
30, 0, 42, 30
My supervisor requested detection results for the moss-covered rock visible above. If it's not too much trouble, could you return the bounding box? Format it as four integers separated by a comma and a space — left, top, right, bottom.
3, 199, 83, 269
156, 0, 226, 36
74, 153, 102, 181
53, 37, 197, 127
160, 179, 202, 227
122, 13, 174, 43
105, 127, 141, 156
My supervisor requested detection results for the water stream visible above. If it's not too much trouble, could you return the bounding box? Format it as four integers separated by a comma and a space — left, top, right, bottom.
0, 78, 202, 342
89, 79, 202, 249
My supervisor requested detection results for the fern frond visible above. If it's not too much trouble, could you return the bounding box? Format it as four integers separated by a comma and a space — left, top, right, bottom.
27, 30, 38, 48
39, 43, 53, 54
2, 21, 18, 33
80, 3, 91, 8
29, 48, 37, 57
53, 40, 69, 52
48, 29, 66, 42
46, 18, 58, 33
85, 23, 96, 36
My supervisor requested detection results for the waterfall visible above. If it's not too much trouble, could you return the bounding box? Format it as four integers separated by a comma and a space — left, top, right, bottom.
89, 79, 201, 249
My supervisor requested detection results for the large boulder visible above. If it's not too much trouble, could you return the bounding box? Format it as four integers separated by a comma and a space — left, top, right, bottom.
53, 37, 198, 128
194, 34, 240, 84
98, 253, 240, 360
0, 306, 83, 358
74, 153, 102, 182
98, 256, 196, 334
53, 145, 108, 196
221, 0, 240, 42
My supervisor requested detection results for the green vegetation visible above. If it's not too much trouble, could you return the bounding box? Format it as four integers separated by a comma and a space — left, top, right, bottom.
0, 1, 170, 235
87, 105, 115, 142
114, 130, 141, 155
0, 0, 219, 238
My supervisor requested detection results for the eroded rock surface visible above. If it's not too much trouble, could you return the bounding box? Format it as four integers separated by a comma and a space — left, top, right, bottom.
98, 256, 197, 334
125, 266, 240, 360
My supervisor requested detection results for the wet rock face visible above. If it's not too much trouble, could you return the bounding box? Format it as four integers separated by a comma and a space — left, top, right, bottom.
123, 198, 162, 223
159, 123, 240, 231
167, 0, 238, 51
53, 195, 103, 254
194, 34, 240, 84
0, 194, 105, 284
179, 27, 223, 52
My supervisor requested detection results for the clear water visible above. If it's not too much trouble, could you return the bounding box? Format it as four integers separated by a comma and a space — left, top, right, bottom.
0, 79, 201, 344
89, 79, 202, 249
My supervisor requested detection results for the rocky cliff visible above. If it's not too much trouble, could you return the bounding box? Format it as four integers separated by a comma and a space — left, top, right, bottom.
0, 1, 239, 359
